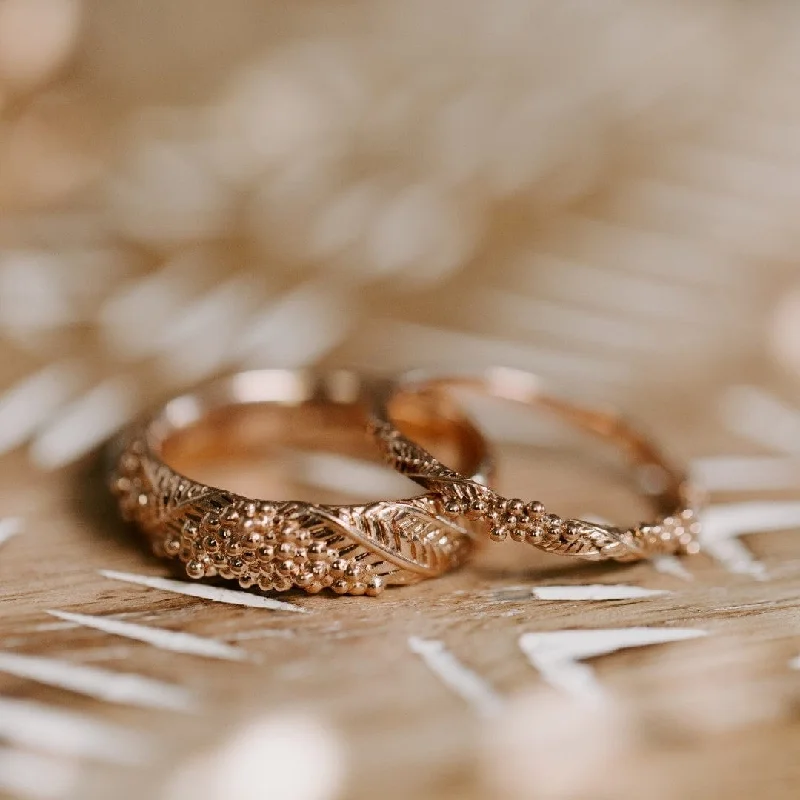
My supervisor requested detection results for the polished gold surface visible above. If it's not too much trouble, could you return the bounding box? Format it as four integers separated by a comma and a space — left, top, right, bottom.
372, 368, 701, 562
111, 369, 491, 596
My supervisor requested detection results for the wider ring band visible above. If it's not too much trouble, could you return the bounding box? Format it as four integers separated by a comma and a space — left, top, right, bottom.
110, 369, 491, 596
370, 367, 703, 562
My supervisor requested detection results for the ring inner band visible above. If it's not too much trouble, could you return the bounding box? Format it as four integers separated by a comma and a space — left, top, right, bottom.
155, 371, 488, 495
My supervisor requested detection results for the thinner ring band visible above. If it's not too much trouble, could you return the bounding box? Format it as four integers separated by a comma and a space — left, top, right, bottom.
370, 367, 703, 563
110, 369, 491, 596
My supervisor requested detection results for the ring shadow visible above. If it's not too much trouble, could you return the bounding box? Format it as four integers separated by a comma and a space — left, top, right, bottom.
470, 559, 640, 584
71, 441, 167, 570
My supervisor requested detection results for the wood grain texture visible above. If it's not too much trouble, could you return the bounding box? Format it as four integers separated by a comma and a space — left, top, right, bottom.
1, 398, 799, 800
4, 3, 800, 797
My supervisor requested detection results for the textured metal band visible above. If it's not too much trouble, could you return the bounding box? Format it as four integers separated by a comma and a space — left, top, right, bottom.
110, 370, 491, 596
370, 367, 703, 562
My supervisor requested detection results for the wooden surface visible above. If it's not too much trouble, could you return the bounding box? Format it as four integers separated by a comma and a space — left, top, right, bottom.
1, 394, 800, 800
5, 4, 800, 798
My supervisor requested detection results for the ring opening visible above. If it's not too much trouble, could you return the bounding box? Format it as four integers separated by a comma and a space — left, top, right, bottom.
150, 370, 489, 503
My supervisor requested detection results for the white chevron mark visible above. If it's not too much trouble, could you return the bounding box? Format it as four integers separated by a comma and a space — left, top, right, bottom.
0, 747, 78, 800
408, 637, 503, 718
98, 570, 306, 612
700, 501, 800, 579
49, 610, 250, 662
0, 652, 197, 712
519, 627, 707, 703
530, 584, 669, 601
0, 517, 22, 548
30, 378, 137, 469
0, 362, 84, 457
0, 696, 152, 765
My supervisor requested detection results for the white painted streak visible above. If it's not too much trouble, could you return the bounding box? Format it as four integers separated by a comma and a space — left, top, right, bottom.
0, 363, 83, 455
519, 628, 707, 703
521, 253, 709, 322
355, 319, 629, 386
702, 539, 768, 580
652, 556, 694, 581
789, 655, 800, 670
692, 455, 800, 492
227, 628, 297, 642
99, 255, 212, 360
701, 501, 800, 542
163, 712, 346, 800
719, 385, 800, 455
0, 254, 77, 336
99, 570, 306, 613
290, 451, 411, 498
0, 747, 78, 800
30, 378, 137, 469
531, 584, 669, 601
408, 636, 503, 718
0, 517, 23, 548
486, 289, 674, 355
0, 696, 152, 764
237, 281, 352, 369
490, 585, 536, 602
29, 621, 80, 633
48, 610, 249, 662
64, 645, 134, 663
700, 500, 800, 579
156, 278, 260, 383
0, 651, 197, 712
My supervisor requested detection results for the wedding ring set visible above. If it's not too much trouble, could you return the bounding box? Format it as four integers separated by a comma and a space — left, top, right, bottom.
110, 368, 701, 597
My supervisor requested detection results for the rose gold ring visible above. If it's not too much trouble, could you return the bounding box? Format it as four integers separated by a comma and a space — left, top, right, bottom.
370, 367, 702, 562
110, 369, 491, 596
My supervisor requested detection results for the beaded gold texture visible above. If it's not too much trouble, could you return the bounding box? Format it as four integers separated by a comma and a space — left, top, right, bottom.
369, 379, 702, 562
111, 427, 475, 597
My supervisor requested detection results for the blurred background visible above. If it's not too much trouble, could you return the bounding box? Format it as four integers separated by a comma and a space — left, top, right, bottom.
3, 3, 800, 800
4, 0, 800, 448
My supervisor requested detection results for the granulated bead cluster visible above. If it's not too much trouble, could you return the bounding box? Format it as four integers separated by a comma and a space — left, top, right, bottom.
174, 501, 385, 597
447, 489, 702, 559
371, 413, 702, 561
111, 450, 386, 597
445, 494, 569, 546
632, 510, 701, 557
